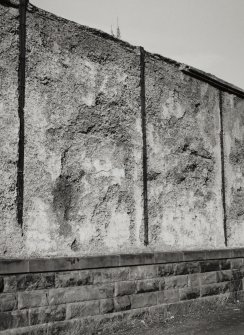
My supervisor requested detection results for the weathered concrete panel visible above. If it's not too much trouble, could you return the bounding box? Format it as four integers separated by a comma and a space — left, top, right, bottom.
23, 8, 143, 256
0, 6, 24, 256
145, 55, 224, 250
222, 93, 244, 247
2, 3, 244, 258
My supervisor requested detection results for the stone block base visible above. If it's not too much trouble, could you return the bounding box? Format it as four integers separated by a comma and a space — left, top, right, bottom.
1, 249, 244, 334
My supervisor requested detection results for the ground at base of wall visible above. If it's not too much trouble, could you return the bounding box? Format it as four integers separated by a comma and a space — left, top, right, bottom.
100, 302, 244, 335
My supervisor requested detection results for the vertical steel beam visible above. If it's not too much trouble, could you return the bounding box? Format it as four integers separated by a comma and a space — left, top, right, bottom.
219, 90, 228, 246
140, 46, 149, 246
17, 0, 28, 229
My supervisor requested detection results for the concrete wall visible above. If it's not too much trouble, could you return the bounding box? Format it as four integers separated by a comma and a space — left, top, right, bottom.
23, 6, 143, 257
1, 2, 244, 257
0, 5, 24, 256
145, 54, 224, 250
223, 93, 244, 246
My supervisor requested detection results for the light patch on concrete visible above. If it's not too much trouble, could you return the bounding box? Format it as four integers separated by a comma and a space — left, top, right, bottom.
104, 211, 130, 249
46, 152, 62, 182
72, 58, 97, 106
161, 91, 185, 120
25, 198, 57, 254
132, 145, 143, 246
78, 221, 97, 245
200, 82, 209, 97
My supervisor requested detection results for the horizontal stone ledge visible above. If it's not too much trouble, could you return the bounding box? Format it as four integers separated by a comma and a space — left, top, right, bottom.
0, 248, 244, 275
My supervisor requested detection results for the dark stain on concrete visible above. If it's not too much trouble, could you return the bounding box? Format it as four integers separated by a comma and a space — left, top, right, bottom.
52, 170, 85, 236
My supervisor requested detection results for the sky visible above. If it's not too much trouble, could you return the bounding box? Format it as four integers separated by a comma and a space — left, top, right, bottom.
31, 0, 244, 89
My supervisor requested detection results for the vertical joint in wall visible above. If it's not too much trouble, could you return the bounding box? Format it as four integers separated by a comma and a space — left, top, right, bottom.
140, 46, 149, 246
219, 90, 228, 247
16, 0, 28, 230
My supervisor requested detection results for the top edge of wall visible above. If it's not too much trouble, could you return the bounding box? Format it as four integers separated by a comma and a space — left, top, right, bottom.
19, 2, 244, 98
2, 1, 242, 97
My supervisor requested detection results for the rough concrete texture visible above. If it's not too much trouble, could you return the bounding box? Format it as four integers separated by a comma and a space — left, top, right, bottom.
0, 5, 24, 256
145, 54, 225, 250
23, 7, 143, 256
223, 93, 244, 247
2, 2, 244, 258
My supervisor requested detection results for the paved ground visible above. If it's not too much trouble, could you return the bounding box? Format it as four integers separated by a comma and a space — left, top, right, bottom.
102, 303, 244, 335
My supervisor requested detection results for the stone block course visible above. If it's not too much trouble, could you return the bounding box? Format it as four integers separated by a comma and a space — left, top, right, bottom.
216, 270, 233, 282
201, 282, 230, 297
66, 300, 100, 319
157, 264, 174, 277
219, 259, 231, 270
0, 310, 29, 331
229, 280, 242, 292
230, 258, 244, 269
28, 258, 73, 273
164, 275, 188, 289
175, 262, 200, 275
154, 252, 184, 264
92, 267, 130, 284
1, 325, 48, 335
200, 272, 217, 285
136, 279, 160, 293
3, 276, 17, 293
232, 250, 244, 258
55, 271, 92, 288
157, 289, 180, 304
188, 273, 200, 288
100, 298, 114, 314
200, 260, 220, 272
114, 296, 131, 311
114, 281, 136, 297
130, 292, 157, 309
183, 251, 206, 262
159, 278, 165, 290
0, 293, 17, 312
1, 252, 244, 332
28, 256, 120, 273
1, 252, 244, 276
29, 305, 66, 325
232, 269, 244, 280
179, 287, 200, 300
0, 260, 29, 275
17, 274, 55, 291
119, 254, 155, 267
206, 249, 233, 260
18, 291, 48, 310
48, 284, 114, 305
129, 265, 158, 280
